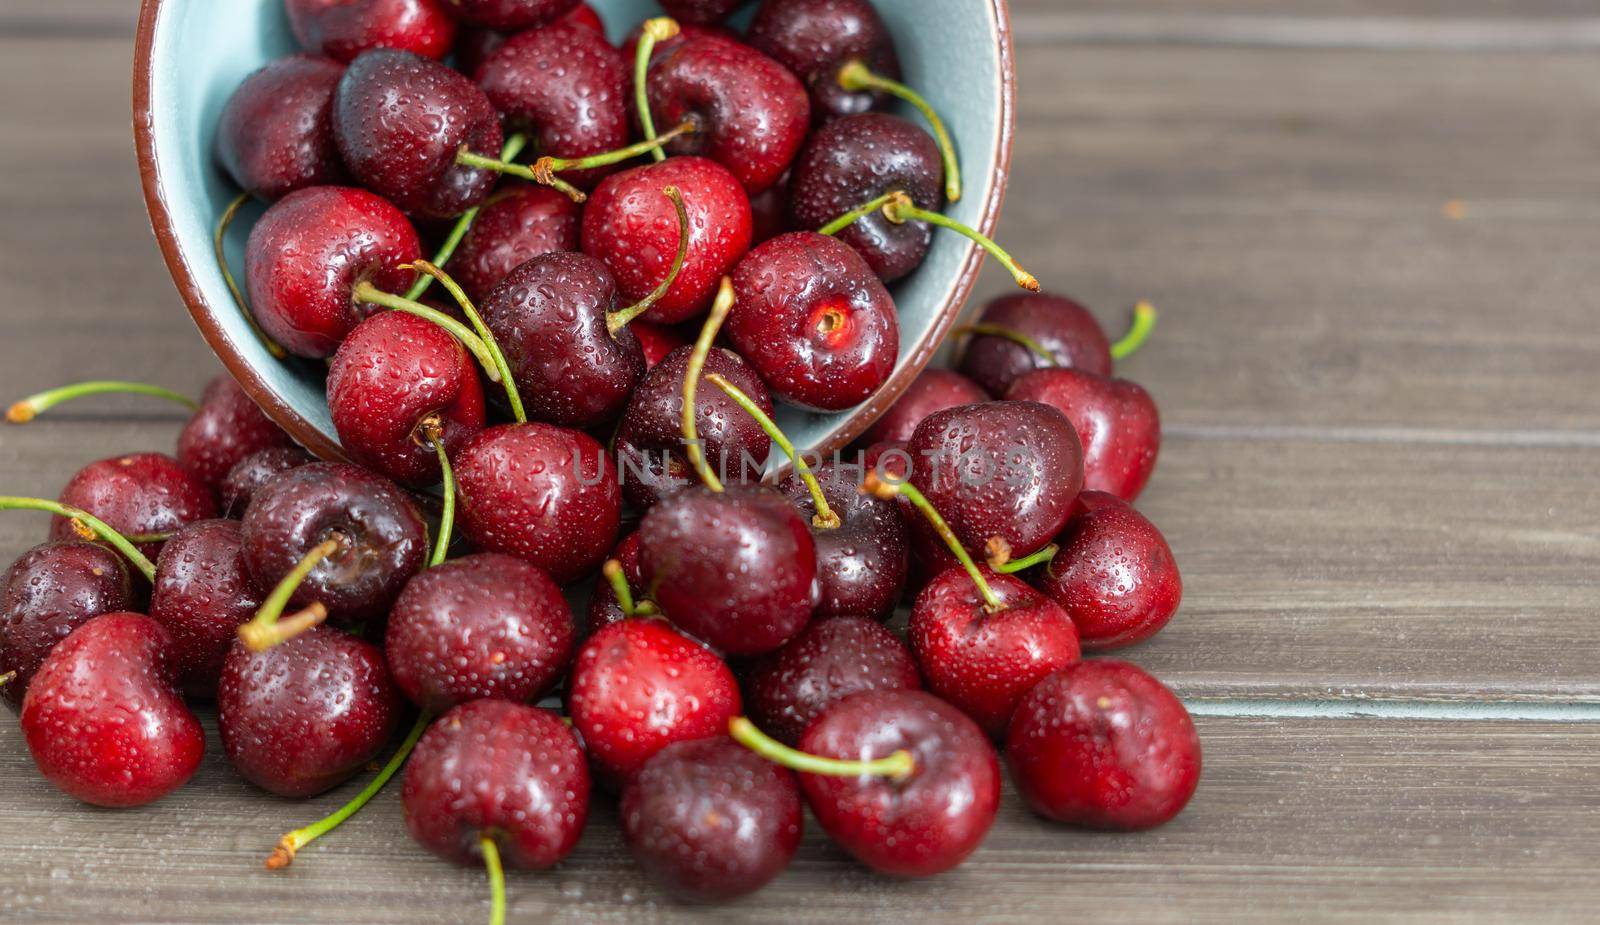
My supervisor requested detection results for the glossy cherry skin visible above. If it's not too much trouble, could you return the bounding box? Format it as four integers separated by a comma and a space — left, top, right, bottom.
479, 251, 645, 427
51, 452, 217, 562
177, 375, 296, 495
216, 55, 348, 201
799, 690, 1000, 877
582, 157, 753, 324
245, 186, 422, 358
0, 542, 131, 710
1006, 367, 1162, 502
640, 484, 818, 657
634, 321, 689, 368
448, 0, 579, 30
620, 22, 736, 69
788, 113, 942, 283
747, 0, 901, 120
334, 49, 502, 219
240, 462, 428, 626
385, 553, 575, 712
659, 0, 746, 25
861, 368, 989, 447
744, 615, 921, 745
566, 618, 742, 788
584, 530, 641, 636
220, 447, 317, 517
622, 736, 803, 902
1030, 491, 1181, 651
911, 566, 1081, 738
613, 344, 773, 511
958, 292, 1113, 395
455, 4, 605, 74
445, 184, 582, 303
477, 22, 629, 190
1006, 659, 1200, 830
776, 462, 907, 621
646, 35, 811, 196
402, 700, 590, 868
148, 520, 262, 699
452, 423, 621, 585
21, 613, 204, 807
286, 0, 457, 62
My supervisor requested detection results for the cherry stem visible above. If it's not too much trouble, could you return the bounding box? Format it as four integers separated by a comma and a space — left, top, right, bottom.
481, 834, 506, 925
351, 281, 503, 384
954, 323, 1055, 364
817, 191, 899, 237
605, 186, 689, 336
729, 716, 914, 781
635, 17, 681, 163
406, 260, 525, 423
421, 418, 455, 569
405, 134, 529, 301
837, 60, 961, 203
988, 538, 1056, 574
1110, 300, 1158, 360
0, 670, 14, 688
7, 381, 198, 424
238, 538, 341, 651
881, 192, 1038, 291
682, 277, 736, 493
266, 710, 431, 871
455, 124, 692, 204
705, 373, 839, 529
0, 496, 156, 581
603, 559, 659, 618
215, 192, 289, 359
860, 471, 1005, 612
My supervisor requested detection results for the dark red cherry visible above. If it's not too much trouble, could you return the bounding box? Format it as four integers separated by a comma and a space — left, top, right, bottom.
176, 375, 296, 495
744, 615, 921, 745
747, 0, 900, 120
1030, 492, 1181, 651
444, 184, 582, 303
454, 3, 603, 74
621, 736, 803, 902
566, 618, 741, 787
659, 0, 746, 25
216, 55, 348, 201
447, 0, 579, 31
633, 321, 689, 368
51, 453, 217, 561
240, 462, 428, 625
645, 35, 810, 195
286, 0, 457, 62
148, 520, 262, 699
21, 613, 204, 807
727, 230, 897, 411
861, 368, 988, 447
385, 553, 575, 712
775, 462, 907, 621
583, 157, 752, 324
334, 49, 503, 219
798, 690, 1000, 876
619, 22, 736, 68
749, 173, 792, 244
452, 423, 621, 585
958, 292, 1113, 395
585, 530, 642, 635
244, 186, 421, 358
1006, 660, 1200, 830
0, 542, 131, 710
640, 484, 817, 657
220, 446, 317, 518
1006, 367, 1162, 502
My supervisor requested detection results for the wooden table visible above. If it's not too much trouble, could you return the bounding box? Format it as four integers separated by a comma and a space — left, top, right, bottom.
3, 2, 1598, 922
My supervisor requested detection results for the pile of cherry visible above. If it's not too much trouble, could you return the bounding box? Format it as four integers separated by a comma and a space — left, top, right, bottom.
0, 0, 1198, 917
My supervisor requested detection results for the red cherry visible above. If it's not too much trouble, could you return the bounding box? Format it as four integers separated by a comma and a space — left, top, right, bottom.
620, 22, 735, 67
454, 3, 604, 74
584, 530, 642, 636
958, 293, 1113, 395
747, 0, 900, 120
447, 0, 580, 31
0, 542, 131, 710
1006, 367, 1162, 501
744, 615, 921, 746
632, 321, 689, 368
216, 55, 348, 201
443, 185, 582, 303
1006, 660, 1201, 830
659, 0, 746, 25
148, 519, 262, 699
219, 446, 316, 517
176, 375, 296, 495
21, 613, 204, 807
286, 0, 457, 63
774, 462, 908, 621
50, 452, 217, 562
860, 368, 989, 447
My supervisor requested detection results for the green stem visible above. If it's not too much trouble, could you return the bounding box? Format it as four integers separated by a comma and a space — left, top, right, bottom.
602, 559, 658, 618
1110, 300, 1158, 360
7, 381, 197, 424
0, 497, 156, 581
861, 472, 1004, 611
838, 60, 961, 203
237, 538, 340, 651
543, 122, 693, 174
408, 260, 525, 423
0, 670, 15, 688
216, 192, 289, 359
425, 422, 455, 569
481, 834, 506, 925
705, 373, 838, 529
455, 148, 584, 202
882, 192, 1038, 291
266, 710, 431, 870
681, 278, 735, 493
729, 717, 914, 781
605, 186, 690, 336
635, 17, 680, 163
992, 542, 1057, 574
954, 323, 1056, 364
407, 134, 529, 301
818, 191, 899, 237
351, 281, 502, 384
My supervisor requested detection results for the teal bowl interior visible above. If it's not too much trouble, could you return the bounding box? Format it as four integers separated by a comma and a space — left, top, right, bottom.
135, 0, 1014, 464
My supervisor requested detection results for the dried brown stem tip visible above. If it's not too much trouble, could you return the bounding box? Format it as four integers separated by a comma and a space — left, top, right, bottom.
985, 536, 1013, 570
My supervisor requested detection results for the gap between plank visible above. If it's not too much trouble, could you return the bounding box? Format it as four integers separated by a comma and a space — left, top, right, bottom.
1185, 697, 1600, 722
1166, 424, 1600, 449
1013, 14, 1600, 51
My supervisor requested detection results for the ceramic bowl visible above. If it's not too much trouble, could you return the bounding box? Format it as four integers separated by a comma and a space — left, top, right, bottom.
134, 0, 1014, 462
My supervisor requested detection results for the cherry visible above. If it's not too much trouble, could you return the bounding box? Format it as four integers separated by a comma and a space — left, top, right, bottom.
385, 553, 575, 712
659, 0, 746, 25
744, 615, 921, 745
21, 613, 204, 807
220, 446, 317, 517
583, 156, 752, 324
644, 34, 811, 196
286, 0, 457, 63
1006, 659, 1201, 830
239, 461, 428, 627
244, 186, 422, 358
775, 462, 907, 620
50, 453, 217, 561
748, 0, 898, 120
1006, 367, 1162, 502
0, 542, 131, 710
444, 185, 582, 303
216, 55, 348, 202
566, 618, 741, 787
585, 530, 643, 635
334, 49, 503, 219
454, 4, 605, 74
447, 0, 580, 31
148, 519, 263, 699
620, 21, 735, 68
218, 625, 403, 797
749, 174, 792, 244
177, 375, 298, 494
860, 368, 989, 447
452, 423, 621, 585
957, 293, 1115, 395
633, 321, 689, 368
621, 736, 803, 902
1029, 491, 1181, 651
726, 230, 898, 410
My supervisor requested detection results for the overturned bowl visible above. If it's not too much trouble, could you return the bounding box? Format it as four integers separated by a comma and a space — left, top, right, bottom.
134, 0, 1015, 462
